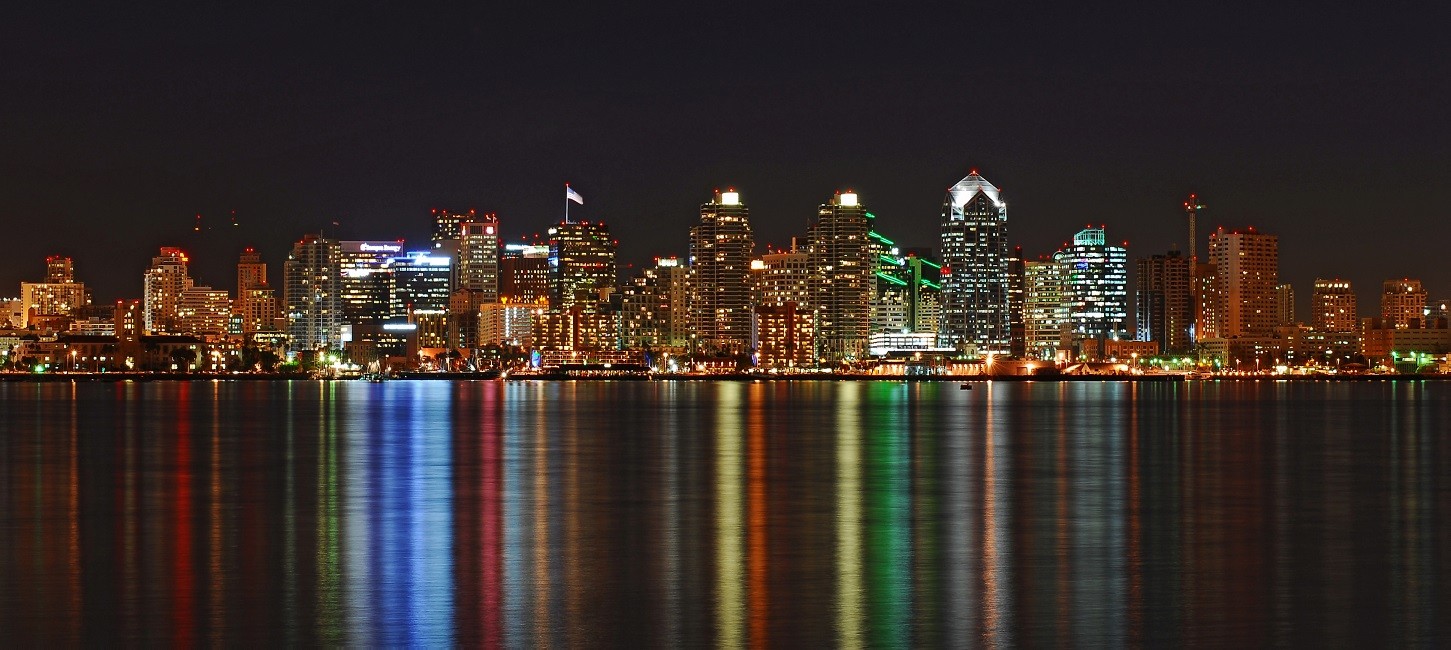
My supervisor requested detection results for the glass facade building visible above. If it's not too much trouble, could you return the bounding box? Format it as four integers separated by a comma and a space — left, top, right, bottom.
1055, 227, 1128, 342
938, 171, 1009, 355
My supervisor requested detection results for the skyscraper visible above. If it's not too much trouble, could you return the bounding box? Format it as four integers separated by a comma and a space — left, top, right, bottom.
1136, 249, 1192, 354
1311, 278, 1357, 332
1055, 227, 1129, 343
1381, 279, 1426, 328
938, 170, 1009, 355
1007, 246, 1026, 358
390, 251, 452, 348
500, 243, 552, 306
689, 189, 755, 353
339, 241, 402, 327
548, 221, 618, 312
458, 217, 501, 302
1206, 226, 1278, 338
808, 191, 871, 360
143, 247, 191, 334
283, 235, 342, 352
1023, 258, 1068, 360
431, 208, 476, 249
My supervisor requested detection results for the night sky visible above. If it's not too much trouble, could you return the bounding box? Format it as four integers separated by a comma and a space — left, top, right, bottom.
4, 4, 1447, 315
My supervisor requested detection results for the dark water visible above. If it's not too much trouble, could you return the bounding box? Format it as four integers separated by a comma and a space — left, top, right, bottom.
2, 380, 1449, 647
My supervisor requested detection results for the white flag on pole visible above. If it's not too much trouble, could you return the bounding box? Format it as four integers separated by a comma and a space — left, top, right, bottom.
566, 186, 584, 205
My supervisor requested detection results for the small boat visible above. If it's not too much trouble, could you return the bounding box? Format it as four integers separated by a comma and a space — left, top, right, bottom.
360, 372, 388, 383
960, 383, 973, 390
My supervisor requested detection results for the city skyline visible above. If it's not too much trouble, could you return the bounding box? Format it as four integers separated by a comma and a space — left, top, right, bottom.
2, 174, 1441, 325
3, 6, 1446, 312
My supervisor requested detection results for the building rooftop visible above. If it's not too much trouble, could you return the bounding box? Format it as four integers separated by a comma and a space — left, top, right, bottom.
946, 170, 1003, 209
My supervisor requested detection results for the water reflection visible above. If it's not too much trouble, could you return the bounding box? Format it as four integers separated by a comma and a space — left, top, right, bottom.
1, 380, 1450, 646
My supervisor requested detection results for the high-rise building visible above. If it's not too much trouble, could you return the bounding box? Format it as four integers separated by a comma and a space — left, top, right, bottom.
656, 257, 693, 349
689, 189, 755, 353
1276, 283, 1296, 327
235, 247, 277, 336
339, 241, 403, 327
283, 235, 342, 352
143, 247, 192, 334
1007, 246, 1026, 358
938, 170, 1009, 355
20, 256, 88, 329
431, 208, 476, 249
501, 244, 552, 306
1311, 278, 1357, 333
753, 244, 813, 309
808, 191, 872, 361
391, 251, 453, 348
236, 248, 267, 292
45, 256, 74, 284
1194, 262, 1218, 340
1206, 226, 1278, 338
1381, 279, 1426, 328
548, 221, 618, 312
620, 258, 684, 350
1023, 258, 1068, 360
1055, 227, 1129, 343
452, 218, 502, 350
458, 217, 501, 302
177, 287, 232, 339
1135, 249, 1192, 354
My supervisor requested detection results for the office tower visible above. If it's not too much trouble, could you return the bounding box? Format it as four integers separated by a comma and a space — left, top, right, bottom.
45, 256, 74, 284
1276, 283, 1296, 327
177, 287, 232, 339
1206, 226, 1278, 338
458, 217, 501, 302
391, 251, 452, 348
1055, 227, 1129, 342
501, 244, 552, 306
431, 208, 476, 249
689, 189, 755, 352
1381, 279, 1426, 328
143, 247, 192, 334
1311, 278, 1357, 332
548, 220, 618, 312
339, 241, 403, 329
452, 218, 501, 349
1136, 249, 1192, 354
1023, 258, 1068, 360
807, 191, 871, 360
1007, 246, 1026, 357
283, 235, 342, 352
938, 170, 1009, 355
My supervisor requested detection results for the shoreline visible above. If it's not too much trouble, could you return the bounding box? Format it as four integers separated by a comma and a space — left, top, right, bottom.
1, 372, 1447, 383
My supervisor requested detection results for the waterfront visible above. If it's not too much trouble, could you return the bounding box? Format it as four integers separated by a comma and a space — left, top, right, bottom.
2, 380, 1448, 646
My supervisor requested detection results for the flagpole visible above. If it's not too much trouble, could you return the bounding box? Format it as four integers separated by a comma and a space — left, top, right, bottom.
565, 183, 570, 223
